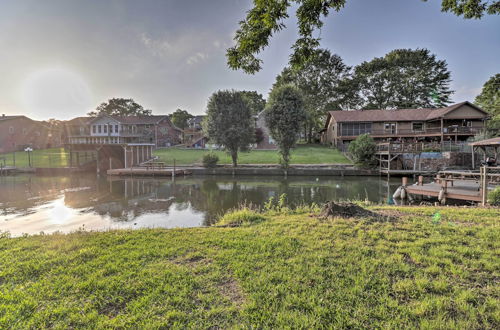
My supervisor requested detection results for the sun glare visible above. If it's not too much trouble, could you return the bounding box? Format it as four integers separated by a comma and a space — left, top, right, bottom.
21, 67, 93, 118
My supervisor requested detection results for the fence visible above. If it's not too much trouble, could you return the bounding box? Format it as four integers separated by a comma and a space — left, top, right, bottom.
0, 149, 72, 168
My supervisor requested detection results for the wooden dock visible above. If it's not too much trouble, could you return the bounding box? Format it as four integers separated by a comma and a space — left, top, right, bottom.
0, 166, 17, 175
405, 180, 482, 202
401, 166, 500, 205
107, 167, 192, 177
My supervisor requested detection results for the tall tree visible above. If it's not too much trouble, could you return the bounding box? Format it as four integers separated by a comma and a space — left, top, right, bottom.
265, 84, 307, 169
239, 91, 266, 115
273, 49, 356, 142
88, 98, 152, 116
475, 73, 500, 134
354, 49, 453, 109
227, 1, 499, 74
205, 90, 255, 167
169, 109, 194, 129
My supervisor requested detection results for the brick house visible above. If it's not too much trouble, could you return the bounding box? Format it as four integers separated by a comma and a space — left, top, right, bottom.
0, 114, 61, 153
321, 101, 489, 149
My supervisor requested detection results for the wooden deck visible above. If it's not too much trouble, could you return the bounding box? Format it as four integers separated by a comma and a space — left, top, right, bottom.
107, 167, 192, 176
402, 167, 500, 204
405, 180, 482, 202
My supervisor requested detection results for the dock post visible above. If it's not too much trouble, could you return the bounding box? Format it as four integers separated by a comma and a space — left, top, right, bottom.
418, 175, 423, 186
172, 159, 176, 179
481, 166, 488, 206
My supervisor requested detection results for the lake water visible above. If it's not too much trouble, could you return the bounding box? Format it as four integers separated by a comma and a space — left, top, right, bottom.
0, 174, 400, 236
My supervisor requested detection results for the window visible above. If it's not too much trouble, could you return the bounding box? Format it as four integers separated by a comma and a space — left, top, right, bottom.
412, 122, 424, 132
22, 128, 27, 135
9, 126, 14, 134
340, 123, 372, 136
115, 125, 119, 133
92, 125, 96, 133
98, 125, 102, 133
104, 125, 107, 133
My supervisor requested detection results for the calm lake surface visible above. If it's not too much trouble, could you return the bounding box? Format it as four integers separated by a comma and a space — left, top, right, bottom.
0, 174, 400, 236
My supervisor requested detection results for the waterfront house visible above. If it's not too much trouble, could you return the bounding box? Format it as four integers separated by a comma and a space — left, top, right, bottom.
65, 114, 182, 147
0, 114, 61, 153
321, 101, 489, 149
64, 114, 182, 172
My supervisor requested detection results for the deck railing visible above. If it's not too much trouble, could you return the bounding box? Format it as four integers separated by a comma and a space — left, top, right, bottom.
376, 141, 471, 153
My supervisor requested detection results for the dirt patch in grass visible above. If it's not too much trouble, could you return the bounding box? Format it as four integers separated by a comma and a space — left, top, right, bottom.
172, 255, 212, 267
218, 277, 245, 306
319, 202, 394, 221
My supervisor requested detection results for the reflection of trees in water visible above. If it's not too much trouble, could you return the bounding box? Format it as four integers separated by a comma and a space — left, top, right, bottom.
0, 174, 401, 225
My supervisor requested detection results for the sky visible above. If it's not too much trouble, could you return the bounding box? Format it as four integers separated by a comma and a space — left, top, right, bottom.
0, 0, 498, 120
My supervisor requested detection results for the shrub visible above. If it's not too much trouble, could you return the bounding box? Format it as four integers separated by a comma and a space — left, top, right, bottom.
348, 133, 377, 167
217, 208, 266, 227
202, 153, 219, 168
488, 186, 500, 206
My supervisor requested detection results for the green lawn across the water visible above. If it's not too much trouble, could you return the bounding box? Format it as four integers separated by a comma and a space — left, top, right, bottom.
0, 205, 498, 328
154, 145, 350, 165
0, 148, 69, 168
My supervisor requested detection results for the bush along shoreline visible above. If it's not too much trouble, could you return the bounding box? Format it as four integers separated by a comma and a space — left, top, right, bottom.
0, 199, 498, 328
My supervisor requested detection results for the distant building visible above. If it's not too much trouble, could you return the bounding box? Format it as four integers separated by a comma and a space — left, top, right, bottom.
183, 115, 207, 148
0, 114, 61, 153
321, 101, 489, 149
65, 114, 182, 147
255, 110, 277, 150
64, 114, 183, 172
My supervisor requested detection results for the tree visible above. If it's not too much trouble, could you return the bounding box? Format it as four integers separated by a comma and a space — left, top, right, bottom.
265, 84, 307, 169
205, 90, 255, 167
227, 1, 499, 74
475, 73, 500, 134
169, 109, 194, 129
354, 49, 453, 109
273, 49, 357, 142
348, 133, 377, 167
88, 98, 152, 116
239, 91, 266, 115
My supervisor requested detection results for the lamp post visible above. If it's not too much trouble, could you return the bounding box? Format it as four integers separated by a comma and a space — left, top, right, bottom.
24, 147, 33, 167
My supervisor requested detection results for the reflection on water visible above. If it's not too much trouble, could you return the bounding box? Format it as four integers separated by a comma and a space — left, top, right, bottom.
0, 174, 400, 236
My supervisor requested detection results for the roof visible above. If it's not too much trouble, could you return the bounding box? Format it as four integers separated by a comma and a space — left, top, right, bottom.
88, 115, 169, 125
469, 137, 500, 147
327, 101, 488, 123
64, 117, 91, 125
0, 115, 27, 122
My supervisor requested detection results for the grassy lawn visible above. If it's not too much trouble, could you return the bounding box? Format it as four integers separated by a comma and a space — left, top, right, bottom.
0, 148, 69, 168
0, 205, 498, 328
154, 145, 350, 165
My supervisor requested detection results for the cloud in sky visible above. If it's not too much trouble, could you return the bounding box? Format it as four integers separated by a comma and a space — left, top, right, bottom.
0, 0, 498, 120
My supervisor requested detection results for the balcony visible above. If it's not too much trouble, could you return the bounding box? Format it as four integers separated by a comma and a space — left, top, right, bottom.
68, 128, 153, 138
339, 126, 480, 138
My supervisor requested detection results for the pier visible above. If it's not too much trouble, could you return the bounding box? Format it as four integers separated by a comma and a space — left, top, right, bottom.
402, 167, 500, 205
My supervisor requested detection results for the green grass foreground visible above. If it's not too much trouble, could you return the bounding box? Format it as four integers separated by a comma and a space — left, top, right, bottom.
0, 206, 499, 328
0, 148, 69, 168
154, 145, 350, 165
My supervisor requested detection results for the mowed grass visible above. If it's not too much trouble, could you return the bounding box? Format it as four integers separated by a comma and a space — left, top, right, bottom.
154, 145, 350, 165
0, 205, 498, 328
0, 148, 69, 168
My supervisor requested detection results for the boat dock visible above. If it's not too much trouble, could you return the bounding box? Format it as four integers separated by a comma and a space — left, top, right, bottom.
401, 167, 500, 205
107, 167, 192, 177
